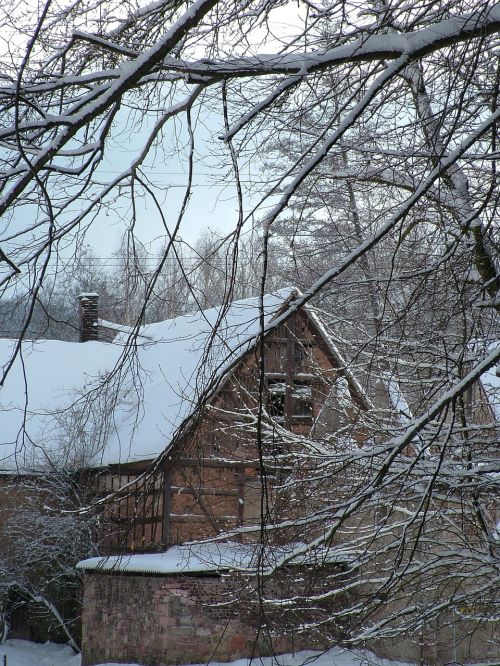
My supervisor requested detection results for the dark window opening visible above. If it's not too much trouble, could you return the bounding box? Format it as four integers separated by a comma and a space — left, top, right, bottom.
267, 380, 286, 419
292, 381, 313, 418
267, 379, 313, 420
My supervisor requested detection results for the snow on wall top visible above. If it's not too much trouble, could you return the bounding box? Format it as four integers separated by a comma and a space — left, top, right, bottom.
77, 542, 260, 574
77, 540, 356, 575
0, 288, 294, 471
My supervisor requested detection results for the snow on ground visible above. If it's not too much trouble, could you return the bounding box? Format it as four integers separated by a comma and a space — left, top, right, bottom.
0, 640, 412, 666
0, 640, 80, 666
119, 648, 411, 666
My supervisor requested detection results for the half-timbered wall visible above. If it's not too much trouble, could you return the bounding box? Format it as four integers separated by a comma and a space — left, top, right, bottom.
95, 311, 352, 553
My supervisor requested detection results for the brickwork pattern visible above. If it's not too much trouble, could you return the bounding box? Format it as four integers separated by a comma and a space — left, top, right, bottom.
81, 572, 294, 666
78, 294, 99, 343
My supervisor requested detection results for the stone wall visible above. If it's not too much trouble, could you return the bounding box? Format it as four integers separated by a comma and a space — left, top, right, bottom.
81, 571, 293, 666
81, 565, 500, 666
369, 611, 500, 665
78, 293, 98, 343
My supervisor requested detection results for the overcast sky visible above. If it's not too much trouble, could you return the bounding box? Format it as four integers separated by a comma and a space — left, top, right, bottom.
0, 1, 307, 266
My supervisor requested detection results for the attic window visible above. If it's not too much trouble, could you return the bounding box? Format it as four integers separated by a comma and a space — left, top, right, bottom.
292, 381, 313, 419
266, 379, 313, 420
267, 380, 286, 419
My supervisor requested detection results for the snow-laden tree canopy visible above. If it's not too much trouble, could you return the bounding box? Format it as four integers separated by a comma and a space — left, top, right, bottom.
0, 0, 499, 657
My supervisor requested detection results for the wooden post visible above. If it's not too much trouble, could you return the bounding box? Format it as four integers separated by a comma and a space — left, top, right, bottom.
236, 467, 245, 537
162, 468, 171, 545
285, 317, 295, 426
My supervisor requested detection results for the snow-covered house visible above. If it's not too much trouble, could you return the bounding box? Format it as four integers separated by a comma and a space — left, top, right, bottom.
1, 291, 498, 665
0, 287, 368, 552
0, 288, 370, 663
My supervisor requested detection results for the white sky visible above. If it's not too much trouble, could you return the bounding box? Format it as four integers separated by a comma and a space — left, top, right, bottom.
0, 1, 308, 261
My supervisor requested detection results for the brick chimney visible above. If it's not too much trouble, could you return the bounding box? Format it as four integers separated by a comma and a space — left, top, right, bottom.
78, 293, 99, 342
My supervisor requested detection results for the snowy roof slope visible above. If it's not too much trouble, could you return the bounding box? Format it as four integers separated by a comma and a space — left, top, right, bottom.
0, 289, 294, 471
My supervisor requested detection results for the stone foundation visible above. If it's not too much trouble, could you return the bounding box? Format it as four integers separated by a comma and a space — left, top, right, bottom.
81, 571, 292, 666
81, 567, 500, 666
369, 614, 500, 665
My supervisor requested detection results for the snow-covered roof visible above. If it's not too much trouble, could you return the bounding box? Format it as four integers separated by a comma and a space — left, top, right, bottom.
0, 289, 295, 471
77, 541, 356, 575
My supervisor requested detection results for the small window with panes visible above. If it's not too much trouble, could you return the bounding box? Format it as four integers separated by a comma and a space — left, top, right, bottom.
267, 379, 287, 420
292, 380, 313, 419
266, 378, 313, 421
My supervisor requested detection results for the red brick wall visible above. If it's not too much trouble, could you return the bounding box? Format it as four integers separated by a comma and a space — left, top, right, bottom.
93, 310, 354, 553
81, 571, 293, 666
